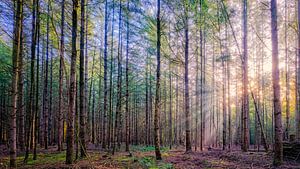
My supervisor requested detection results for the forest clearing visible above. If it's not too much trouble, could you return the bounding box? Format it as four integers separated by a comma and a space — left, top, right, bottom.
1, 0, 300, 168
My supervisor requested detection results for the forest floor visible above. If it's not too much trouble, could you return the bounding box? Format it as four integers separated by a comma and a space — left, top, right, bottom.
0, 144, 299, 169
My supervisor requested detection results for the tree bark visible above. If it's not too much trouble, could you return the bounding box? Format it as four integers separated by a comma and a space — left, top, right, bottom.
79, 0, 87, 158
271, 0, 283, 165
43, 0, 51, 150
154, 0, 162, 160
10, 0, 23, 167
125, 0, 130, 151
184, 2, 192, 152
113, 0, 123, 154
58, 0, 65, 152
251, 92, 269, 151
284, 0, 290, 141
66, 0, 79, 164
241, 0, 249, 152
296, 0, 300, 141
33, 5, 40, 159
102, 0, 109, 149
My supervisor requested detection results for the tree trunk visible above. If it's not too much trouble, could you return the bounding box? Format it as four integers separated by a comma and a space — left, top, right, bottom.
66, 0, 79, 164
58, 0, 65, 152
89, 50, 96, 144
102, 0, 109, 149
17, 11, 24, 152
79, 0, 87, 158
284, 0, 290, 141
184, 3, 192, 152
33, 6, 40, 159
145, 60, 149, 146
10, 0, 23, 167
222, 59, 226, 151
296, 0, 300, 141
169, 60, 172, 149
43, 0, 51, 150
271, 0, 283, 165
113, 0, 123, 154
154, 0, 162, 160
49, 48, 53, 145
241, 0, 249, 152
251, 92, 269, 151
107, 0, 115, 149
227, 60, 231, 150
195, 32, 200, 151
125, 0, 130, 151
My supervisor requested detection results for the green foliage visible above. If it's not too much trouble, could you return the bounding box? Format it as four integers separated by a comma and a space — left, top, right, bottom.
0, 39, 12, 83
139, 156, 173, 169
1, 152, 66, 168
24, 152, 65, 165
131, 145, 169, 152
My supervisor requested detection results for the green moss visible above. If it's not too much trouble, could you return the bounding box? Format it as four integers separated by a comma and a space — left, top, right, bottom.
1, 152, 66, 168
131, 145, 169, 152
15, 152, 65, 167
138, 156, 174, 169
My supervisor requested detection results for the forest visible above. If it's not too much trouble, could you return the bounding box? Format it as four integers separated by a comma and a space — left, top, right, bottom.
0, 0, 300, 168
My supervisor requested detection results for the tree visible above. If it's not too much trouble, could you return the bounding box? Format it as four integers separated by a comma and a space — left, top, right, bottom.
102, 0, 109, 149
125, 0, 130, 152
284, 0, 290, 141
66, 0, 79, 164
24, 0, 38, 158
10, 0, 23, 167
42, 0, 51, 150
33, 2, 40, 159
184, 0, 192, 152
79, 0, 87, 158
58, 0, 65, 152
113, 0, 123, 154
154, 0, 162, 160
296, 0, 300, 141
241, 0, 249, 152
270, 0, 283, 165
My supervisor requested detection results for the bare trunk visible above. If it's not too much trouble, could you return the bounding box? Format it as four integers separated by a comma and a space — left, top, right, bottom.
79, 0, 87, 158
184, 5, 191, 152
296, 0, 300, 141
43, 0, 51, 150
10, 0, 23, 167
271, 0, 283, 165
102, 0, 109, 149
66, 0, 79, 164
113, 0, 123, 154
154, 0, 162, 160
125, 0, 130, 151
58, 0, 65, 152
241, 0, 249, 152
251, 92, 269, 151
